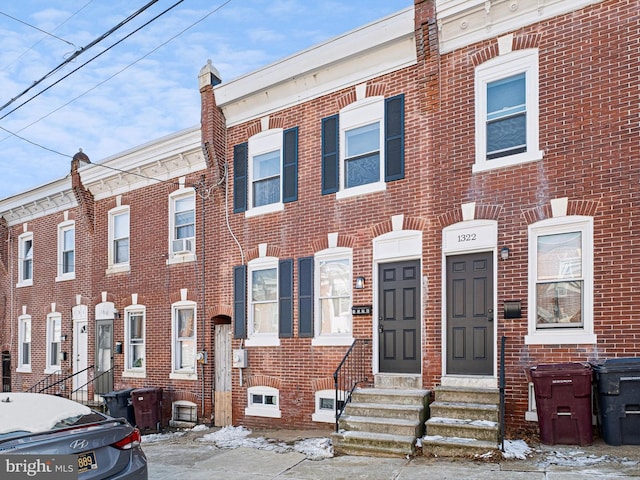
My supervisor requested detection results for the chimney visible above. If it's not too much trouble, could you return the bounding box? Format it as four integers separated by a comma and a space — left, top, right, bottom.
199, 60, 227, 181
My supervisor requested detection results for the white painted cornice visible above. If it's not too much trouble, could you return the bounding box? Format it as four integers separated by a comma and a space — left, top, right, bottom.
214, 7, 416, 127
436, 0, 605, 53
0, 178, 76, 226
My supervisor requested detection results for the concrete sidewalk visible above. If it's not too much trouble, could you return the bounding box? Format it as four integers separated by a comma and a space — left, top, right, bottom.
142, 428, 640, 480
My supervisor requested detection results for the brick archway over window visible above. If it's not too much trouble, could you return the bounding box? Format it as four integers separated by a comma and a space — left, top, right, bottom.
522, 199, 599, 225
437, 204, 502, 229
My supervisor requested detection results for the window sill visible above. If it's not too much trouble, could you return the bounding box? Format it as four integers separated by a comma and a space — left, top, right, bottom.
472, 149, 544, 173
336, 181, 386, 200
16, 280, 33, 288
311, 336, 354, 347
524, 331, 596, 345
44, 368, 61, 375
245, 337, 281, 347
55, 273, 75, 282
170, 371, 197, 381
312, 412, 336, 423
16, 366, 31, 373
245, 202, 284, 218
106, 264, 130, 275
166, 253, 196, 265
122, 370, 146, 378
245, 406, 282, 418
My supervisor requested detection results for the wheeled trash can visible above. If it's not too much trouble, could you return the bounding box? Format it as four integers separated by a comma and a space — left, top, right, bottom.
131, 387, 163, 433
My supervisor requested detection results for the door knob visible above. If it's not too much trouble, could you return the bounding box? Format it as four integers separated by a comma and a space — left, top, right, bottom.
487, 308, 494, 322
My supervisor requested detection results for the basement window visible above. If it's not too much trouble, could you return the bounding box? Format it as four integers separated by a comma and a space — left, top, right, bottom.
245, 386, 281, 418
312, 389, 345, 423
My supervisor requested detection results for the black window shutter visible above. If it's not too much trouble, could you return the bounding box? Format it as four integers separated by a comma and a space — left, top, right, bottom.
233, 265, 247, 339
298, 257, 314, 338
279, 259, 293, 338
233, 143, 248, 213
385, 94, 405, 182
282, 127, 298, 203
321, 114, 339, 195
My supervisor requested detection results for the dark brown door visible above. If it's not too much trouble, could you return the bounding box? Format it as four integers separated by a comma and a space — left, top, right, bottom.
95, 319, 114, 394
378, 260, 421, 373
446, 252, 494, 375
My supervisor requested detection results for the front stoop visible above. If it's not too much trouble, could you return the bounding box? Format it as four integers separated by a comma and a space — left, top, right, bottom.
332, 386, 431, 457
422, 385, 501, 457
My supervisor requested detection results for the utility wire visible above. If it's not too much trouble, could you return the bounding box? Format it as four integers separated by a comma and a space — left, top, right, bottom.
0, 11, 76, 49
0, 0, 162, 114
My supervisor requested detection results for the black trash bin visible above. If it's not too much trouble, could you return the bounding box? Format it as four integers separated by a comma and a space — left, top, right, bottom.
102, 388, 136, 425
530, 362, 593, 445
593, 357, 640, 445
131, 387, 163, 433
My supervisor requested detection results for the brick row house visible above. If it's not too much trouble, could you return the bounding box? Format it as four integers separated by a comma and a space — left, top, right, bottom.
1, 0, 638, 455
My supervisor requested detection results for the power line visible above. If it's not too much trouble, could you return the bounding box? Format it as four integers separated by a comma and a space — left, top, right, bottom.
0, 11, 76, 49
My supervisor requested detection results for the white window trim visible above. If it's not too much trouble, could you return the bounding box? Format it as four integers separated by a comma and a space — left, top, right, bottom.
170, 301, 197, 380
123, 305, 146, 376
107, 205, 130, 274
17, 232, 33, 287
473, 49, 544, 173
312, 247, 354, 347
167, 188, 196, 265
170, 400, 197, 426
336, 96, 386, 200
245, 386, 281, 418
245, 129, 285, 218
17, 315, 31, 373
245, 256, 280, 347
45, 313, 62, 374
312, 389, 345, 423
525, 216, 595, 345
56, 220, 75, 281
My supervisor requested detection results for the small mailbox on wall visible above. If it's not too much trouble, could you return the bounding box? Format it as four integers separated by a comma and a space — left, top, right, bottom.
503, 301, 522, 319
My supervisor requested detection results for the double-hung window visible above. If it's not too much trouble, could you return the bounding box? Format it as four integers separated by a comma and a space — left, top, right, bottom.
18, 232, 33, 286
108, 206, 130, 273
17, 315, 31, 372
248, 258, 279, 344
526, 216, 595, 345
46, 314, 62, 373
168, 187, 195, 262
474, 49, 543, 172
125, 308, 145, 372
57, 222, 75, 280
171, 303, 196, 378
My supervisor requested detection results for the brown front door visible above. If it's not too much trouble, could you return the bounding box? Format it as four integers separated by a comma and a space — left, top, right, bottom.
378, 260, 421, 374
446, 252, 494, 375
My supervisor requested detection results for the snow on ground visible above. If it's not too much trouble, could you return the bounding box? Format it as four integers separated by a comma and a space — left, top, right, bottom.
501, 440, 532, 460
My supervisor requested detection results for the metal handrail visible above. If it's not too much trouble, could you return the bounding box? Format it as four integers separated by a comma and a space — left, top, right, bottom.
499, 335, 507, 452
333, 339, 371, 432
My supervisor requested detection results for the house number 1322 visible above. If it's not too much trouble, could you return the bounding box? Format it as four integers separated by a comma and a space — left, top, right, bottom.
458, 233, 476, 242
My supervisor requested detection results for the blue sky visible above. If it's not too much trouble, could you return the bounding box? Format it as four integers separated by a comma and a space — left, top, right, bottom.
0, 0, 411, 199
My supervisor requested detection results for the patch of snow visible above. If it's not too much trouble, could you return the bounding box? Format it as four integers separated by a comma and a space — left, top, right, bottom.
142, 431, 186, 443
501, 440, 531, 460
0, 393, 91, 434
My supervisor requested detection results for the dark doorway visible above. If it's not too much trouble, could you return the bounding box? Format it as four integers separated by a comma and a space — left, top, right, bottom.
2, 351, 10, 392
95, 319, 114, 394
446, 252, 494, 375
378, 260, 421, 374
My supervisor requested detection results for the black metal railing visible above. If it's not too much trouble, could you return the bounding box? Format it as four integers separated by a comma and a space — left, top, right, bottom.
333, 338, 372, 432
27, 365, 114, 408
499, 335, 507, 452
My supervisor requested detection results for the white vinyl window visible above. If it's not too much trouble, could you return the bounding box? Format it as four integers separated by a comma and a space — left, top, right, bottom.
474, 49, 543, 172
526, 216, 595, 345
171, 302, 197, 378
17, 315, 31, 372
125, 307, 145, 372
17, 232, 33, 286
338, 96, 385, 199
108, 206, 130, 273
247, 129, 284, 217
45, 314, 62, 373
168, 185, 196, 263
56, 221, 75, 280
245, 386, 281, 418
312, 248, 353, 346
246, 257, 279, 347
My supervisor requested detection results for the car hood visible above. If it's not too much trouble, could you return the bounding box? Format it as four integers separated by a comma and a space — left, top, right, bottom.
0, 393, 92, 435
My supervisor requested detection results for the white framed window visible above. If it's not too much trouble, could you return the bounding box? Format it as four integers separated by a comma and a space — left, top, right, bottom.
312, 248, 354, 346
247, 129, 284, 217
17, 315, 31, 372
171, 400, 197, 425
170, 302, 197, 379
107, 206, 130, 274
312, 389, 345, 423
246, 257, 280, 347
124, 306, 145, 375
525, 216, 595, 345
56, 221, 75, 281
245, 386, 281, 418
337, 97, 385, 199
168, 186, 195, 264
474, 49, 543, 172
17, 232, 33, 287
45, 313, 62, 374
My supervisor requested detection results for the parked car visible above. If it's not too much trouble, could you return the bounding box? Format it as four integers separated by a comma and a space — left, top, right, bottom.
0, 392, 147, 479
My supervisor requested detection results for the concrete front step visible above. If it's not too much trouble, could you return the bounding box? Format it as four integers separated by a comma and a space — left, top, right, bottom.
429, 401, 499, 422
434, 385, 500, 404
332, 430, 416, 457
347, 401, 426, 421
350, 388, 431, 406
339, 414, 423, 437
425, 416, 499, 442
421, 435, 499, 457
